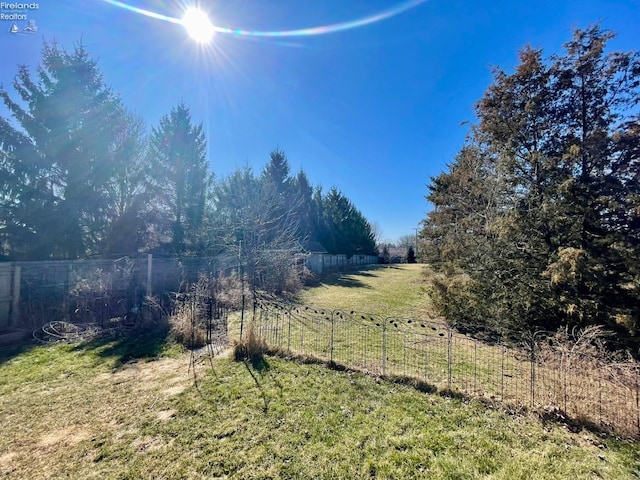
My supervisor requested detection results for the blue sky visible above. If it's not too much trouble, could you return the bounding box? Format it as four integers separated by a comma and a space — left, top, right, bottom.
1, 0, 638, 242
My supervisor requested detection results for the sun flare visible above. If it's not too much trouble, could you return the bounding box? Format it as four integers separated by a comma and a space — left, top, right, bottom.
182, 7, 214, 43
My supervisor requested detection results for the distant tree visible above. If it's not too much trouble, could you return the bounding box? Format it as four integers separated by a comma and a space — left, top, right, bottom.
406, 245, 417, 263
397, 235, 414, 252
260, 150, 300, 244
380, 244, 391, 264
291, 170, 315, 241
211, 165, 301, 294
310, 185, 325, 244
370, 222, 383, 246
319, 187, 377, 256
207, 149, 380, 294
148, 103, 211, 255
101, 112, 168, 254
395, 234, 417, 262
262, 149, 292, 195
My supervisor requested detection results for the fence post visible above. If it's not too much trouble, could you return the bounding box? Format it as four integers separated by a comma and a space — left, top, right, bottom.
597, 367, 602, 428
330, 310, 335, 364
63, 262, 72, 321
447, 327, 453, 390
287, 309, 291, 352
11, 265, 21, 326
636, 365, 640, 439
473, 341, 477, 393
240, 293, 245, 340
501, 346, 505, 399
382, 319, 387, 376
530, 335, 536, 408
146, 254, 153, 297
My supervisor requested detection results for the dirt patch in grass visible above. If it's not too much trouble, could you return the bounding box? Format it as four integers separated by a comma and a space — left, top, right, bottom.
156, 409, 177, 422
0, 344, 194, 480
38, 426, 92, 449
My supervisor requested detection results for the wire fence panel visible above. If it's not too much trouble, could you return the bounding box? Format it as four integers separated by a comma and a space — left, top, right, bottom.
332, 310, 385, 374
2, 255, 245, 330
248, 301, 640, 439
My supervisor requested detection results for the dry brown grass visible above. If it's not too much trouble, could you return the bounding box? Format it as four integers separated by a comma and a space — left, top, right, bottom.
169, 300, 208, 348
168, 273, 240, 349
233, 322, 267, 363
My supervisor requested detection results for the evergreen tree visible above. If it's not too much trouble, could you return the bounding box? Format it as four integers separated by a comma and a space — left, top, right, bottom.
260, 150, 299, 243
548, 27, 640, 331
262, 149, 292, 197
148, 103, 211, 255
320, 187, 377, 256
0, 41, 125, 259
423, 26, 640, 341
291, 170, 315, 241
406, 245, 417, 264
101, 112, 168, 254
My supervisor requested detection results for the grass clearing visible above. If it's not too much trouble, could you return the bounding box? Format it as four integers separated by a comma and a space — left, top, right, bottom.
293, 265, 640, 438
2, 265, 639, 478
1, 338, 639, 479
300, 264, 431, 318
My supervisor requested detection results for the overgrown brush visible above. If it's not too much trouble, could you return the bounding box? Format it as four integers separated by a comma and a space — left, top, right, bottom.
168, 300, 207, 349
233, 322, 267, 364
168, 273, 234, 349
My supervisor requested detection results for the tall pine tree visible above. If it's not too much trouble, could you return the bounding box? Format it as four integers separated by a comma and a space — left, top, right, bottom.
0, 41, 125, 259
148, 103, 211, 255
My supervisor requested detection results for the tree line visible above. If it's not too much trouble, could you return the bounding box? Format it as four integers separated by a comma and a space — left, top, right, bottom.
0, 40, 377, 263
420, 26, 639, 348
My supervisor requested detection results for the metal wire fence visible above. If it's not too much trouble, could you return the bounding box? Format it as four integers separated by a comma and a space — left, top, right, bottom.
235, 299, 640, 440
2, 255, 242, 330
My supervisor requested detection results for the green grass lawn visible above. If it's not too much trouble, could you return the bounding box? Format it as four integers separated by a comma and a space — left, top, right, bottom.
300, 264, 432, 318
1, 337, 639, 479
2, 266, 639, 478
236, 265, 639, 440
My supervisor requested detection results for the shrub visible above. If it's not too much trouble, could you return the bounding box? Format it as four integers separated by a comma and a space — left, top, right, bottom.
233, 322, 267, 364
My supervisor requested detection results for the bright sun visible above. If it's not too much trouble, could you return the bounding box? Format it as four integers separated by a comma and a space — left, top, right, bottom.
182, 7, 214, 44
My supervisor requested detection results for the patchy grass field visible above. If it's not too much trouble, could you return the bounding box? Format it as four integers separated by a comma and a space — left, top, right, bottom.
2, 267, 639, 478
1, 331, 639, 479
300, 264, 431, 317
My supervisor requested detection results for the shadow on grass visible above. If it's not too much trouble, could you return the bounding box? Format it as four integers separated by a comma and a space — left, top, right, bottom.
266, 348, 636, 441
72, 323, 172, 368
346, 270, 379, 278
306, 265, 386, 289
331, 275, 372, 289
0, 339, 38, 366
309, 264, 413, 289
249, 353, 270, 373
310, 272, 372, 290
242, 355, 272, 412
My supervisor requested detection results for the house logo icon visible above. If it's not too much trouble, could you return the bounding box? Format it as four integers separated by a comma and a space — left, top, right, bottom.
24, 20, 37, 33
